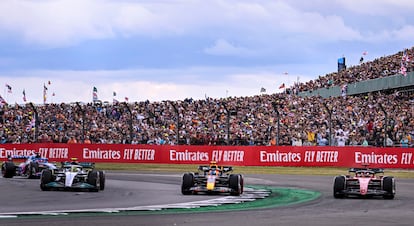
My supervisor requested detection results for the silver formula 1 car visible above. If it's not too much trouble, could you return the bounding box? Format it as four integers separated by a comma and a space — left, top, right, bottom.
40, 159, 105, 192
181, 161, 243, 196
333, 166, 395, 199
2, 154, 57, 179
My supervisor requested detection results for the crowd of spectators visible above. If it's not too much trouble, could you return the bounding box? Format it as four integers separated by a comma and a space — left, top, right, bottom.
0, 48, 413, 147
296, 47, 414, 93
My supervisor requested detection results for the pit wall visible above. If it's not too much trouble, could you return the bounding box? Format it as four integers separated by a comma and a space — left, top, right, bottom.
1, 144, 413, 168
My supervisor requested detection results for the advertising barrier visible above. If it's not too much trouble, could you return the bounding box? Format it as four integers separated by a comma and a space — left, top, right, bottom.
0, 144, 413, 168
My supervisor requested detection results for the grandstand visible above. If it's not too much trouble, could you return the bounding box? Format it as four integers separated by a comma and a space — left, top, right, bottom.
0, 47, 413, 147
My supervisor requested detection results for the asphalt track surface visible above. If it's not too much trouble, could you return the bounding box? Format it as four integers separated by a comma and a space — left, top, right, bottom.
1, 171, 414, 226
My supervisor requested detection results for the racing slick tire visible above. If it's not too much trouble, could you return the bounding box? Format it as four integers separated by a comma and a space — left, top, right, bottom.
2, 162, 16, 178
382, 176, 395, 199
40, 169, 53, 191
87, 170, 100, 192
229, 174, 242, 196
98, 170, 106, 191
181, 173, 194, 195
26, 162, 39, 179
333, 176, 346, 198
239, 174, 244, 194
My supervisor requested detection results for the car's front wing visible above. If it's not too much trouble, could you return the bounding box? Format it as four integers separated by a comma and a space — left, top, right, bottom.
42, 181, 97, 190
341, 189, 388, 196
189, 185, 235, 194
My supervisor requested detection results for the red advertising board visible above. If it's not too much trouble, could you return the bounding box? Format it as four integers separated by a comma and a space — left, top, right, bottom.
0, 144, 413, 168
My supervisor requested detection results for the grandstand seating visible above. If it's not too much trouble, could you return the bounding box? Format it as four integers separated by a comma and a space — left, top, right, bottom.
0, 47, 413, 147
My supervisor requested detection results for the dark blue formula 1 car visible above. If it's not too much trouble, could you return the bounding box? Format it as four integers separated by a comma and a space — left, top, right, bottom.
181, 161, 243, 196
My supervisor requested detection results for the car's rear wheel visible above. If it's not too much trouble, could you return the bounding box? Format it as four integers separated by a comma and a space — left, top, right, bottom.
333, 176, 345, 198
383, 176, 395, 199
229, 174, 242, 196
40, 169, 52, 191
98, 170, 105, 191
181, 173, 194, 195
2, 162, 16, 178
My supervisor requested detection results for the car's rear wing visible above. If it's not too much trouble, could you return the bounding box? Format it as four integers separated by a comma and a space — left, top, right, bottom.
198, 165, 234, 173
10, 155, 48, 162
349, 168, 384, 174
10, 155, 29, 159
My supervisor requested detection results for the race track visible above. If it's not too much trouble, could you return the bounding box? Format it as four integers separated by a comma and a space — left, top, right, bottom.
1, 172, 414, 226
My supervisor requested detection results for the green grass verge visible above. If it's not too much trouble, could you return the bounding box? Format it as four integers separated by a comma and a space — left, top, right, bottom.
96, 163, 414, 179
132, 186, 321, 215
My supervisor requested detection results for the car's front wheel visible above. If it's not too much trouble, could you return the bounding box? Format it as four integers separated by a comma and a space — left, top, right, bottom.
383, 176, 395, 199
229, 174, 242, 196
333, 176, 345, 198
98, 170, 105, 191
87, 170, 100, 192
40, 169, 52, 191
239, 174, 244, 194
27, 162, 39, 179
181, 173, 194, 195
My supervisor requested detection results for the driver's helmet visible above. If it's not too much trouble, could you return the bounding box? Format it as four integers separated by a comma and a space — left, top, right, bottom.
71, 165, 80, 172
35, 152, 41, 158
209, 161, 220, 175
209, 161, 218, 168
70, 157, 79, 165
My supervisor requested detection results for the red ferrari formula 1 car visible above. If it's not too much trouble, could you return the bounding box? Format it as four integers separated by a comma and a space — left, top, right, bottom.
333, 166, 395, 199
181, 161, 243, 196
